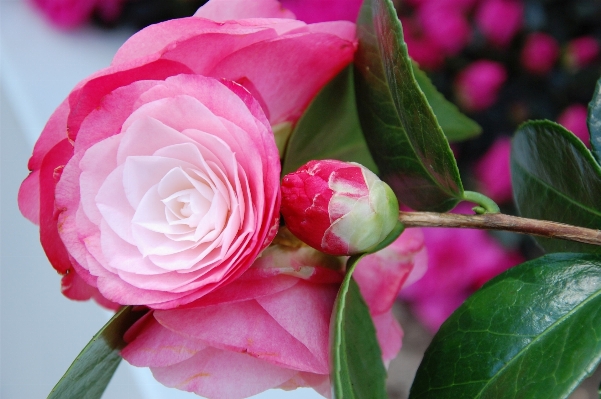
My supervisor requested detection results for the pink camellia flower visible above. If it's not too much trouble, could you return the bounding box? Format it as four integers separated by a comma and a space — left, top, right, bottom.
279, 0, 363, 24
399, 205, 523, 332
521, 32, 560, 75
30, 0, 124, 29
454, 60, 507, 112
557, 104, 590, 146
18, 0, 357, 309
402, 17, 445, 71
565, 36, 600, 70
281, 160, 399, 256
475, 137, 513, 204
418, 4, 471, 56
122, 228, 427, 398
475, 0, 523, 47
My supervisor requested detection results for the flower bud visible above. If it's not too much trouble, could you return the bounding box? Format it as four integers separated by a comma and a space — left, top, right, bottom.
557, 104, 590, 146
475, 0, 523, 47
454, 60, 507, 112
281, 160, 399, 256
565, 36, 600, 70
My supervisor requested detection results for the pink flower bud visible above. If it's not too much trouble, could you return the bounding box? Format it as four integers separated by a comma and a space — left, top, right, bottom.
565, 36, 600, 70
521, 32, 559, 75
476, 0, 523, 47
557, 104, 590, 146
454, 60, 507, 112
281, 160, 399, 256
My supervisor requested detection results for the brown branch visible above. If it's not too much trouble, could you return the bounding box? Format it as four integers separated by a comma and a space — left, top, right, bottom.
399, 211, 601, 246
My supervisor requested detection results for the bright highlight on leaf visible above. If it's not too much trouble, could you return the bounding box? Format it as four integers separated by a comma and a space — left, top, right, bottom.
409, 253, 601, 399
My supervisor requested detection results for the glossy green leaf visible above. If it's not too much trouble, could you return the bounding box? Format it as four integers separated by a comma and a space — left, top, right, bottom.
48, 306, 146, 399
282, 66, 377, 176
409, 253, 601, 399
511, 120, 601, 254
331, 255, 387, 399
588, 77, 601, 163
354, 0, 463, 212
412, 62, 481, 142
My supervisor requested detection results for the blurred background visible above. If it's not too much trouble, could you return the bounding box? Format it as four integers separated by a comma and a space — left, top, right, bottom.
1, 0, 600, 398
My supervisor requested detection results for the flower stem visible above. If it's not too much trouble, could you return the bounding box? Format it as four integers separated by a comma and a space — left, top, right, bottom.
399, 211, 601, 246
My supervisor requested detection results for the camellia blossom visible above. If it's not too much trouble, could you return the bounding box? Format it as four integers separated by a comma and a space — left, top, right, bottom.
18, 0, 357, 308
281, 160, 399, 256
565, 36, 600, 70
521, 32, 560, 75
454, 60, 507, 112
475, 0, 523, 47
475, 137, 513, 204
122, 228, 427, 399
557, 104, 590, 146
31, 0, 124, 29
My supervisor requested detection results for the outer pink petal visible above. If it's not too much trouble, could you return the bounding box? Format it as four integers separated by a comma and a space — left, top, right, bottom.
122, 315, 208, 367
39, 139, 75, 274
151, 347, 296, 399
210, 32, 355, 124
354, 229, 426, 315
371, 311, 403, 364
256, 281, 337, 374
194, 0, 295, 21
155, 300, 325, 373
28, 98, 71, 171
18, 170, 41, 224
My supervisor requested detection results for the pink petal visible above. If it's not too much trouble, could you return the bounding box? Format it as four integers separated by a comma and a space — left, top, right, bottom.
151, 347, 296, 399
194, 0, 296, 21
155, 300, 326, 373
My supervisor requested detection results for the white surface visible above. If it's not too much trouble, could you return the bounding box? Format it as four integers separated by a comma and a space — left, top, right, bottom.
0, 2, 322, 398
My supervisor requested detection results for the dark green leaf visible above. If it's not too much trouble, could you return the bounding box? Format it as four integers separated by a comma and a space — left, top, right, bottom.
409, 253, 601, 399
511, 120, 601, 253
412, 62, 481, 142
588, 77, 601, 163
331, 255, 387, 399
282, 66, 377, 176
354, 0, 463, 212
48, 306, 146, 399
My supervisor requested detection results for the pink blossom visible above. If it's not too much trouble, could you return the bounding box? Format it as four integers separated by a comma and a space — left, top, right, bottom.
122, 229, 427, 398
418, 5, 471, 56
402, 17, 445, 70
18, 0, 357, 308
281, 160, 399, 256
279, 0, 363, 24
454, 60, 507, 112
399, 205, 523, 332
521, 32, 559, 75
565, 36, 600, 70
475, 0, 523, 47
475, 137, 513, 204
30, 0, 124, 29
557, 104, 590, 146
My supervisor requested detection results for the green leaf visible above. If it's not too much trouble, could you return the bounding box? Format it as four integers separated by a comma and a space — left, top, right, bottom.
511, 120, 601, 254
588, 77, 601, 163
409, 253, 601, 399
354, 0, 463, 212
282, 66, 377, 176
412, 61, 481, 142
48, 306, 146, 399
331, 255, 387, 399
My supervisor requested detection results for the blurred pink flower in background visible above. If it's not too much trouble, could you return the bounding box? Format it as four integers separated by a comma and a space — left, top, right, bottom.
417, 4, 471, 56
475, 137, 513, 204
31, 0, 124, 28
521, 32, 560, 75
280, 0, 363, 24
557, 104, 590, 145
123, 229, 427, 398
399, 205, 523, 332
454, 60, 507, 112
475, 0, 523, 47
565, 36, 600, 70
